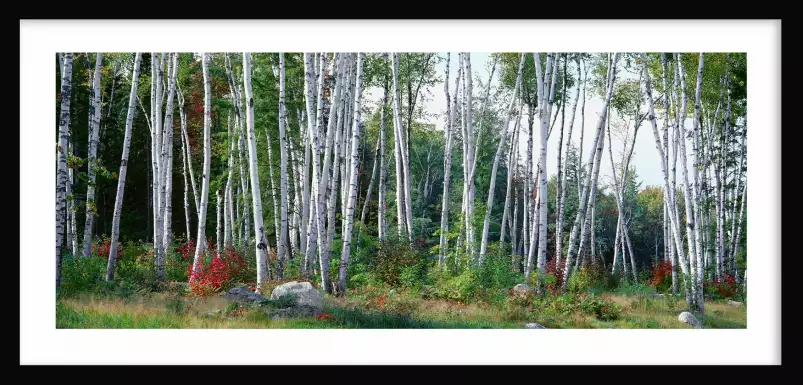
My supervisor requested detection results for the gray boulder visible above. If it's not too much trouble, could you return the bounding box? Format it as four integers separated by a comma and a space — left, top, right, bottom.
727, 300, 743, 307
678, 311, 703, 328
224, 285, 267, 304
524, 323, 546, 329
270, 281, 324, 310
512, 284, 534, 296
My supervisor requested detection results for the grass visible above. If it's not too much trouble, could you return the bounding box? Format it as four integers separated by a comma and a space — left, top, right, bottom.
56, 288, 746, 329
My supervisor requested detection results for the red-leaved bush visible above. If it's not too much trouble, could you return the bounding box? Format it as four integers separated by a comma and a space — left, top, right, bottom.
92, 238, 124, 262
186, 246, 248, 296
649, 261, 673, 292
706, 274, 739, 298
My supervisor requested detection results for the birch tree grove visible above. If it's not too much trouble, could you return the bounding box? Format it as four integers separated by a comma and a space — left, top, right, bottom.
55, 50, 747, 325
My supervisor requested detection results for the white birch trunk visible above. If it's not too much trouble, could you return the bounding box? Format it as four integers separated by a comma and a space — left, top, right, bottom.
391, 53, 414, 242
337, 52, 364, 295
563, 53, 619, 287
676, 53, 703, 312
303, 52, 328, 274
190, 53, 214, 284
81, 53, 103, 258
277, 52, 289, 275
378, 54, 389, 241
56, 53, 73, 287
106, 53, 142, 280
479, 53, 525, 265
161, 53, 178, 255
216, 189, 223, 257
240, 53, 270, 290
556, 56, 582, 268
643, 53, 693, 306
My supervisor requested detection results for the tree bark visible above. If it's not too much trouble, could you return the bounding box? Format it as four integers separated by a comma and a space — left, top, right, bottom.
81, 53, 103, 258
56, 53, 74, 287
337, 52, 365, 295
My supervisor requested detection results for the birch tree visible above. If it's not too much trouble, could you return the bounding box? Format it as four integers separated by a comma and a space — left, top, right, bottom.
562, 53, 619, 287
438, 52, 459, 269
56, 53, 73, 287
277, 52, 289, 277
81, 53, 103, 258
478, 53, 524, 265
241, 52, 270, 290
106, 53, 142, 281
190, 53, 214, 285
338, 52, 364, 295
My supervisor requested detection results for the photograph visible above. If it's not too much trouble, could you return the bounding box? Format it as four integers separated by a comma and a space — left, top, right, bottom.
53, 50, 747, 330
21, 19, 781, 365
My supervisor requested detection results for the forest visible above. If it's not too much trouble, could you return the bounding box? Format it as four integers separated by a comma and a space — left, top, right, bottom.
55, 51, 747, 329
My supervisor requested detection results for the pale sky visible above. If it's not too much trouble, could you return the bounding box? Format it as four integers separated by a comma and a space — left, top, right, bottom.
362, 52, 700, 192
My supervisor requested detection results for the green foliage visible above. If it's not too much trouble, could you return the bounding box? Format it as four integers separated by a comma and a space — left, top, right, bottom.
423, 269, 480, 303
579, 294, 621, 321
477, 250, 521, 291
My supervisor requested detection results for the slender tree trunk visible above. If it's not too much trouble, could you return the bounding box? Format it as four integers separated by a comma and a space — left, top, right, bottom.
161, 53, 178, 258
534, 53, 558, 293
438, 53, 460, 267
303, 53, 328, 274
360, 135, 381, 226
277, 52, 289, 277
239, 53, 270, 291
479, 53, 524, 265
56, 53, 74, 287
182, 129, 192, 243
563, 53, 619, 288
190, 53, 214, 285
391, 53, 414, 242
223, 113, 234, 248
556, 56, 581, 268
676, 53, 703, 313
216, 189, 223, 257
105, 53, 142, 281
337, 52, 364, 295
378, 55, 389, 241
643, 52, 693, 306
501, 102, 523, 248
81, 53, 103, 258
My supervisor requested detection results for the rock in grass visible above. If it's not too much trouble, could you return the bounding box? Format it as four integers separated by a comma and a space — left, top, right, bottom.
678, 311, 703, 328
224, 285, 267, 304
512, 284, 534, 297
270, 281, 324, 311
727, 300, 743, 307
524, 323, 546, 329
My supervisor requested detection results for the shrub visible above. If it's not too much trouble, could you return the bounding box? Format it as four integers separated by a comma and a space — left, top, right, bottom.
91, 235, 124, 262
374, 238, 421, 287
705, 273, 741, 300
187, 257, 229, 296
567, 264, 604, 294
648, 261, 673, 292
478, 251, 521, 291
424, 269, 480, 303
579, 294, 621, 321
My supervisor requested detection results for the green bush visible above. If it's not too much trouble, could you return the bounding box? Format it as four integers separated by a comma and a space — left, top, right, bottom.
478, 251, 521, 291
579, 294, 621, 321
424, 269, 480, 302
